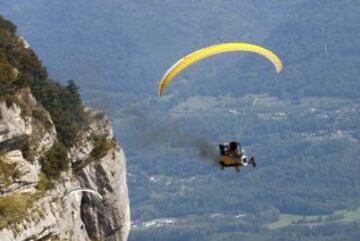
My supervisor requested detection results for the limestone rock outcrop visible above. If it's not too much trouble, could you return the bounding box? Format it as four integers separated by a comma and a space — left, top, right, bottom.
0, 90, 130, 241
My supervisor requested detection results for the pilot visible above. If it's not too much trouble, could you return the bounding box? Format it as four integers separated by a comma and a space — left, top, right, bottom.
228, 142, 239, 158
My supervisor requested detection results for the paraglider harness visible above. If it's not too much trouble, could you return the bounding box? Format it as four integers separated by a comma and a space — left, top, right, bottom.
218, 141, 256, 172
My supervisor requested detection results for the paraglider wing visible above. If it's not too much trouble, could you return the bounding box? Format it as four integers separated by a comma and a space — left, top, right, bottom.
63, 188, 103, 201
158, 43, 283, 96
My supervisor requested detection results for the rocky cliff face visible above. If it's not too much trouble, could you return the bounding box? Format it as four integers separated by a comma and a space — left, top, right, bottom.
0, 88, 130, 241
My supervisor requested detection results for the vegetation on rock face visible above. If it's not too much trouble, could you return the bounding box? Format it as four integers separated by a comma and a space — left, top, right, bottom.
31, 106, 53, 130
21, 106, 53, 164
0, 51, 16, 84
0, 155, 23, 191
34, 79, 88, 147
0, 16, 16, 34
36, 173, 53, 192
0, 15, 88, 148
0, 14, 125, 239
0, 192, 38, 229
0, 15, 96, 186
40, 141, 69, 180
89, 135, 117, 161
73, 135, 117, 172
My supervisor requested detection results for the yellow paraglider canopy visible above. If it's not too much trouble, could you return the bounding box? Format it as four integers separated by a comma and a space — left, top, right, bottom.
158, 42, 283, 96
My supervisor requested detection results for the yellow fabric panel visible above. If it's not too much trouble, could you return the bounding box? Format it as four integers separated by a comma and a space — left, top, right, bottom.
159, 43, 283, 96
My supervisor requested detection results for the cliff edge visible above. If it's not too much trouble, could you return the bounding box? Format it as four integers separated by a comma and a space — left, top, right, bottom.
0, 16, 130, 241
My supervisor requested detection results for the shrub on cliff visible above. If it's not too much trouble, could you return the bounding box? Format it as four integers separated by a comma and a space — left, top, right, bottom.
40, 142, 69, 180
